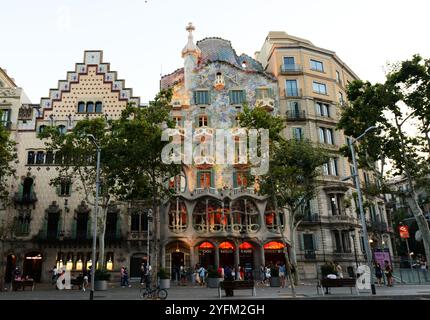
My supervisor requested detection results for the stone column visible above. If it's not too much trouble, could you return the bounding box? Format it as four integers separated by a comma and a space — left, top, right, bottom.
215, 245, 219, 268
234, 243, 240, 267
190, 244, 196, 268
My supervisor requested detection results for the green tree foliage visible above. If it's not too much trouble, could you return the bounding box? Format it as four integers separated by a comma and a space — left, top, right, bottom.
337, 54, 430, 261
0, 110, 17, 202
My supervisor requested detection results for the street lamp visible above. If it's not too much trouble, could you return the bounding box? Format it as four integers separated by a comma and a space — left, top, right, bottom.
348, 125, 377, 295
87, 134, 101, 301
349, 227, 359, 271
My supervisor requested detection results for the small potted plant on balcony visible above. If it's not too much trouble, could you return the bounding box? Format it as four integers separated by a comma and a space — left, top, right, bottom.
158, 267, 170, 289
269, 267, 280, 287
206, 266, 223, 288
94, 269, 111, 291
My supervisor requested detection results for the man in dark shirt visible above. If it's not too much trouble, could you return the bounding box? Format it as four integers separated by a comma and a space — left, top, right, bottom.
223, 265, 234, 297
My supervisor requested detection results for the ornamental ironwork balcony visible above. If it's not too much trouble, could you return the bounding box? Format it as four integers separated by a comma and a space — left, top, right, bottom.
14, 192, 38, 206
286, 110, 306, 120
304, 250, 316, 260
280, 64, 303, 74
301, 213, 321, 224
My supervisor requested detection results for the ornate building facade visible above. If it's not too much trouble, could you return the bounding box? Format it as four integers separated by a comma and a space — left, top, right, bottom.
0, 27, 394, 284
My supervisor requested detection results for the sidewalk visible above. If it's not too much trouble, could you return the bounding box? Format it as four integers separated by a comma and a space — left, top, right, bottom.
1, 280, 430, 300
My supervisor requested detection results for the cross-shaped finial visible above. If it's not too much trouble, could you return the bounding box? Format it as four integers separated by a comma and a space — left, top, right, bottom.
186, 22, 195, 33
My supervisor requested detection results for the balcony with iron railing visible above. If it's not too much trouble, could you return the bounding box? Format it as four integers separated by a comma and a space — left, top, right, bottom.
280, 64, 303, 74
284, 88, 303, 98
300, 213, 321, 224
327, 214, 357, 225
13, 192, 38, 206
286, 110, 306, 121
304, 249, 316, 260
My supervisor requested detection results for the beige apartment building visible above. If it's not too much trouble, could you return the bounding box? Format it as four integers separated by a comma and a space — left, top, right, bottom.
256, 32, 394, 278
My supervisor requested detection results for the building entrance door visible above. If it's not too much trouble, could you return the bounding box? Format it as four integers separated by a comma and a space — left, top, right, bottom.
130, 253, 147, 278
219, 241, 235, 267
4, 254, 16, 283
23, 252, 43, 282
171, 252, 184, 281
198, 242, 215, 269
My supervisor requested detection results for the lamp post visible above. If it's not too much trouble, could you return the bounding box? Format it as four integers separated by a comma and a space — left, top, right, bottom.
349, 227, 359, 271
348, 125, 377, 295
87, 134, 101, 301
147, 208, 153, 269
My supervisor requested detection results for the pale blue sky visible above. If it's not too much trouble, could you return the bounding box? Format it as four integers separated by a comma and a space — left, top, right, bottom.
2, 0, 429, 103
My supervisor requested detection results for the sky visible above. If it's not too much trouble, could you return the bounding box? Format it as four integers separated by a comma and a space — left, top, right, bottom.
1, 0, 430, 104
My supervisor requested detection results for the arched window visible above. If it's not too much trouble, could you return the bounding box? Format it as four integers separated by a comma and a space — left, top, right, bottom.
230, 198, 260, 233
264, 202, 284, 232
168, 198, 187, 233
27, 151, 35, 165
95, 101, 103, 113
77, 102, 85, 113
86, 102, 94, 113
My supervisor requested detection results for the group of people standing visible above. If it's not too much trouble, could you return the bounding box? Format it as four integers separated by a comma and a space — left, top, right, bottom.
260, 262, 294, 288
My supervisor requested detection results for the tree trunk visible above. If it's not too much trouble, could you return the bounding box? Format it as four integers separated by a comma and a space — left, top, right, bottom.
395, 117, 430, 261
98, 207, 107, 270
0, 238, 4, 291
405, 196, 430, 261
289, 218, 299, 285
151, 184, 159, 286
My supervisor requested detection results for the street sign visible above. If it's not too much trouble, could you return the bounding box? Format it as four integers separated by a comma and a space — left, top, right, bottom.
399, 225, 410, 239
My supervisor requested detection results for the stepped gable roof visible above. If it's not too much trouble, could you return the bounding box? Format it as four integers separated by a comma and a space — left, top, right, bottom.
160, 67, 184, 89
196, 37, 264, 73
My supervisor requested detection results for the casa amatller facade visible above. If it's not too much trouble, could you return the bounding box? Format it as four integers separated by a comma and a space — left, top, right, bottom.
0, 24, 394, 284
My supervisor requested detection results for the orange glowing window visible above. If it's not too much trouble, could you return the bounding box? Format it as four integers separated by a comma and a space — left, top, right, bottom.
239, 242, 253, 250
219, 242, 234, 250
199, 242, 214, 249
263, 241, 285, 250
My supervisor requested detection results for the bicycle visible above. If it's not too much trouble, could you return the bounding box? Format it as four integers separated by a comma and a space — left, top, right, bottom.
139, 284, 168, 300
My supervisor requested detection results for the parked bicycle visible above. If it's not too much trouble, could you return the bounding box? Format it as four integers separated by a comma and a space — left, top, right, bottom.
139, 284, 168, 300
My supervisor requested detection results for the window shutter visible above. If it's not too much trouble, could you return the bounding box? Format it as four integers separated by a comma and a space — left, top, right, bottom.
116, 214, 122, 239
57, 214, 63, 238
241, 90, 246, 103
71, 218, 77, 239
87, 214, 92, 239
229, 91, 233, 104
313, 234, 319, 251
196, 171, 201, 188
18, 184, 23, 198
40, 214, 48, 239
299, 233, 304, 251
206, 91, 211, 104
268, 87, 273, 98
56, 184, 61, 196
193, 91, 197, 105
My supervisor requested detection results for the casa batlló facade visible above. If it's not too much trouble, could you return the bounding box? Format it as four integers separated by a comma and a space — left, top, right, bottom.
0, 24, 394, 284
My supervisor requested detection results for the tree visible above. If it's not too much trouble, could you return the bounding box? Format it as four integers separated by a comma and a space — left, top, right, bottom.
39, 116, 115, 269
259, 139, 328, 286
105, 88, 180, 284
0, 110, 18, 291
239, 105, 328, 291
337, 55, 430, 261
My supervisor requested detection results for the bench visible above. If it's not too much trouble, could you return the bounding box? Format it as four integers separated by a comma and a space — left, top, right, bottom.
317, 278, 359, 296
218, 280, 256, 298
12, 279, 35, 291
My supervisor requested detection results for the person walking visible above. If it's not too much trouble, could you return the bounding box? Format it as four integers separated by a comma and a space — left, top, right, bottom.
335, 262, 344, 279
51, 266, 58, 285
384, 260, 393, 287
197, 265, 206, 286
123, 267, 131, 288
259, 265, 266, 286
279, 262, 286, 288
375, 263, 383, 285
223, 265, 234, 297
120, 266, 125, 287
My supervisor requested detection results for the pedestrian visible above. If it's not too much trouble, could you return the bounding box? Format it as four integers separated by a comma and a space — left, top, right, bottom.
375, 263, 383, 285
420, 258, 428, 272
223, 265, 234, 297
198, 265, 206, 286
259, 265, 266, 285
51, 265, 58, 285
194, 264, 201, 286
384, 260, 393, 287
120, 266, 125, 287
180, 265, 187, 285
265, 265, 271, 286
240, 266, 245, 281
123, 267, 131, 288
279, 262, 286, 288
335, 262, 344, 279
82, 267, 89, 292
